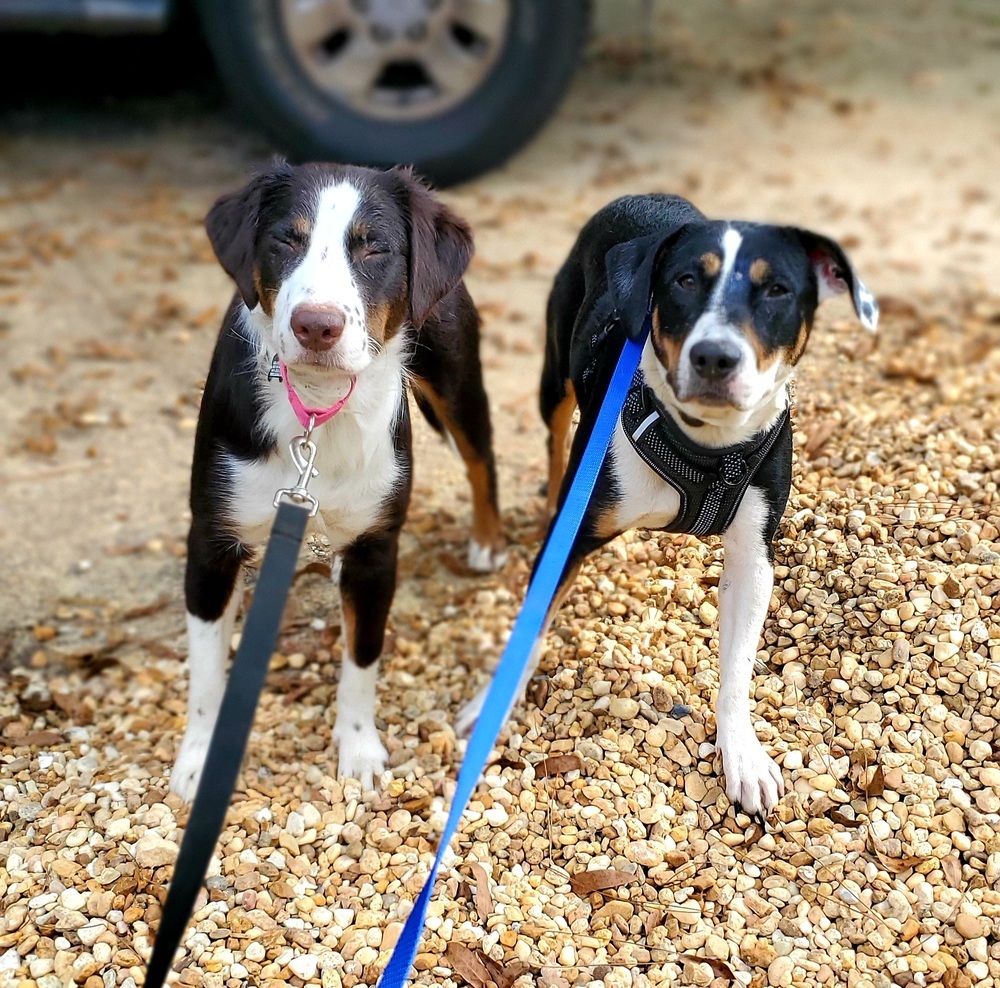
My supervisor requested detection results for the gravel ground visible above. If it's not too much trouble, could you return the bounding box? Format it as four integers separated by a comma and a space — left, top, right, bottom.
2, 3, 1000, 988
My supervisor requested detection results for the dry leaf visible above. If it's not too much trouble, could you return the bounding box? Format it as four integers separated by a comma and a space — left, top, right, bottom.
568, 868, 638, 895
854, 763, 885, 797
439, 551, 473, 577
468, 862, 493, 923
446, 942, 494, 988
491, 755, 526, 772
77, 339, 140, 361
877, 295, 920, 319
484, 956, 528, 988
121, 594, 171, 620
829, 810, 857, 827
942, 854, 962, 889
809, 795, 838, 817
292, 561, 332, 584
870, 837, 923, 874
104, 542, 149, 557
529, 678, 549, 709
52, 692, 92, 726
281, 680, 320, 706
138, 640, 184, 661
537, 753, 583, 777
680, 955, 736, 983
3, 730, 64, 746
803, 417, 839, 458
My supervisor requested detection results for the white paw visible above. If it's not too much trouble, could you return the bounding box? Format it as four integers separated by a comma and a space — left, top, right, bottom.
716, 732, 784, 817
333, 720, 389, 792
455, 685, 489, 737
170, 730, 211, 802
467, 539, 507, 573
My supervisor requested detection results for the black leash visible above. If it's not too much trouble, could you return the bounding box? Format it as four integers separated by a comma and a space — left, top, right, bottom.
145, 500, 310, 987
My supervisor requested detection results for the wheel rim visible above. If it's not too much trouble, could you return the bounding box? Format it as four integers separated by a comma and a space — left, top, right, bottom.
278, 0, 512, 121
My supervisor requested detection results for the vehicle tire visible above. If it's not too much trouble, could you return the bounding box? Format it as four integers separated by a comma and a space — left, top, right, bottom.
195, 0, 590, 187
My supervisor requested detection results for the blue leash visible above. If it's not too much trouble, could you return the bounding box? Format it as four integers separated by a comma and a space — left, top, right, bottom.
378, 327, 647, 987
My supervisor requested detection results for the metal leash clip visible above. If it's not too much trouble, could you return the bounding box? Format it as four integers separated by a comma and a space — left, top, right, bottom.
273, 415, 320, 516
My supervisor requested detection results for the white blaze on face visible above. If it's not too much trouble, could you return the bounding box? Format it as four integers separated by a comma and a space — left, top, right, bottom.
710, 227, 744, 308
273, 181, 372, 375
673, 226, 761, 407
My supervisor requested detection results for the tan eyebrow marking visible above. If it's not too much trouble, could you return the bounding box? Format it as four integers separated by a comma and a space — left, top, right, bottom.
749, 258, 771, 283
700, 252, 722, 276
292, 217, 311, 236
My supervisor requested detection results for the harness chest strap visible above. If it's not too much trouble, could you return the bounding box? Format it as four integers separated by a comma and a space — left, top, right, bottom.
621, 374, 792, 537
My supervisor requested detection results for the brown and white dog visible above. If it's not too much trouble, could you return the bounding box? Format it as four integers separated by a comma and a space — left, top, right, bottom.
459, 193, 878, 818
170, 161, 505, 800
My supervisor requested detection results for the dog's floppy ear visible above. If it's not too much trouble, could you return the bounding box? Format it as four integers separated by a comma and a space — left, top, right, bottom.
794, 229, 879, 332
605, 196, 706, 340
397, 167, 474, 328
205, 161, 291, 309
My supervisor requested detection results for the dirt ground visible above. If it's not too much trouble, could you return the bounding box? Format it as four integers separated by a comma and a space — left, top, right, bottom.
1, 2, 1000, 987
1, 0, 998, 649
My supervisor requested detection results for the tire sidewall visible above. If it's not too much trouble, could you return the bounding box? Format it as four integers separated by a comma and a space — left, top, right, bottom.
199, 0, 588, 184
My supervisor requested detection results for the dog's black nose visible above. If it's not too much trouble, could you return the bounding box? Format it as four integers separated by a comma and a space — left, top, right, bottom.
291, 304, 346, 352
690, 339, 742, 381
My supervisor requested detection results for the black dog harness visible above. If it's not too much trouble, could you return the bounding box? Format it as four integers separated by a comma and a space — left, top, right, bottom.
620, 373, 791, 538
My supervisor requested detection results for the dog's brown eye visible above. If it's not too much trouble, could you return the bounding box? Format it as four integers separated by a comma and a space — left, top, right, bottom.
676, 273, 697, 291
766, 283, 790, 298
361, 242, 389, 260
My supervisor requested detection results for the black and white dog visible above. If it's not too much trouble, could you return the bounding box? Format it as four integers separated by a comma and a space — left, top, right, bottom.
171, 161, 505, 800
459, 194, 877, 817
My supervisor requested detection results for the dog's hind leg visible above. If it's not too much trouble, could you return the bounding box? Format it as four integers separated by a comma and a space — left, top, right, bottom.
540, 254, 587, 518
541, 378, 577, 520
410, 297, 504, 573
455, 559, 583, 737
455, 521, 608, 734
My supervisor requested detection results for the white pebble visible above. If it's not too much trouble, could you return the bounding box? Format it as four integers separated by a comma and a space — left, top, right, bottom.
289, 953, 319, 980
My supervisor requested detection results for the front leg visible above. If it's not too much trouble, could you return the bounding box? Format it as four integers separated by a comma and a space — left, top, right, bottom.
332, 530, 400, 791
171, 521, 246, 800
716, 488, 784, 816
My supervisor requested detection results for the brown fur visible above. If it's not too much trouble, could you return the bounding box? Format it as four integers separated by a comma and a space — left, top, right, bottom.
411, 382, 503, 553
787, 319, 811, 366
545, 384, 578, 518
253, 268, 273, 317
701, 252, 722, 277
651, 306, 684, 375
749, 258, 771, 283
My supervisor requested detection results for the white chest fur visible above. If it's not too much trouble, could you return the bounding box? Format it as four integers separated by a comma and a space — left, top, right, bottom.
608, 415, 682, 534
223, 338, 408, 551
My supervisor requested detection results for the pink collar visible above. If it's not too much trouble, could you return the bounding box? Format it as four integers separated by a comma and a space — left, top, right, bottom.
280, 361, 356, 429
